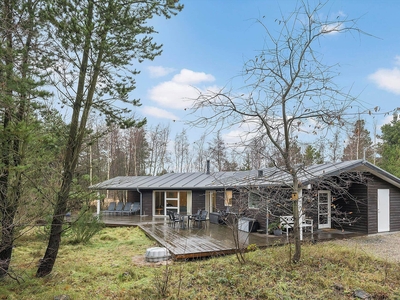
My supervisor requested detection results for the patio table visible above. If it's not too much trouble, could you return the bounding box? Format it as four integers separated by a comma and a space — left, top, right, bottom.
176, 214, 190, 229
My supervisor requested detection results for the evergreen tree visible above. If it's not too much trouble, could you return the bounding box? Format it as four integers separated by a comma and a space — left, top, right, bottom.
378, 113, 400, 177
0, 0, 50, 276
36, 0, 183, 277
303, 145, 323, 166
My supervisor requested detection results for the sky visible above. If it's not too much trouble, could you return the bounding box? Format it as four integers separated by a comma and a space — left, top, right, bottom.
130, 0, 400, 149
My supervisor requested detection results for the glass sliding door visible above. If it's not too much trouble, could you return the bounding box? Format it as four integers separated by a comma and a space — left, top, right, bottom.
153, 191, 192, 216
166, 191, 179, 215
154, 191, 165, 216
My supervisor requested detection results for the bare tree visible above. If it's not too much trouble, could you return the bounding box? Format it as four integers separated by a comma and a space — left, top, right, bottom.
208, 131, 227, 172
192, 132, 207, 172
342, 119, 373, 161
328, 128, 343, 162
174, 129, 190, 173
191, 2, 367, 262
147, 124, 171, 175
125, 127, 149, 176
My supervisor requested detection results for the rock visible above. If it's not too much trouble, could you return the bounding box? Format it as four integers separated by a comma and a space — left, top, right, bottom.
354, 289, 371, 299
54, 295, 71, 300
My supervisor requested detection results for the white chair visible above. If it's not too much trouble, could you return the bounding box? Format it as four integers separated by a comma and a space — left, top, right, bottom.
280, 215, 313, 236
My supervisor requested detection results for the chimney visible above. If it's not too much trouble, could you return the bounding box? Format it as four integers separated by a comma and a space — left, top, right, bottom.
206, 160, 210, 175
258, 169, 263, 178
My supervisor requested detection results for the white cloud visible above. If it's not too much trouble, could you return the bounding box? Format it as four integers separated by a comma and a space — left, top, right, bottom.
141, 106, 179, 121
147, 66, 175, 78
172, 69, 215, 84
148, 69, 217, 109
369, 63, 400, 95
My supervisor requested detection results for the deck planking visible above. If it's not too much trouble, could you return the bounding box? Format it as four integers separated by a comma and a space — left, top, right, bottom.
100, 214, 365, 260
139, 222, 255, 259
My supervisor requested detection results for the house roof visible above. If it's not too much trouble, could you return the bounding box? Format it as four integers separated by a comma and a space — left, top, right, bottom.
89, 160, 400, 190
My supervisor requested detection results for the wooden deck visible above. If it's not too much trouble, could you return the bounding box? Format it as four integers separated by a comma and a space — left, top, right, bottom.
100, 214, 364, 260
139, 222, 271, 259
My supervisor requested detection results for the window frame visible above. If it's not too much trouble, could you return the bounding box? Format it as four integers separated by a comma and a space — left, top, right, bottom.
248, 191, 262, 209
224, 190, 233, 206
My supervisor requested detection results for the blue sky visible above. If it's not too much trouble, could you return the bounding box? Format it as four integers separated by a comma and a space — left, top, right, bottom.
132, 0, 400, 146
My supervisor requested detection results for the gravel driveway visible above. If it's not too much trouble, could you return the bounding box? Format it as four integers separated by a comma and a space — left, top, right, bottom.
331, 232, 400, 262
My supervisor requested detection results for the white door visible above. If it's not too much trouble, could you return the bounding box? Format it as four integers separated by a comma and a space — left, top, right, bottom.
378, 189, 390, 232
318, 191, 331, 229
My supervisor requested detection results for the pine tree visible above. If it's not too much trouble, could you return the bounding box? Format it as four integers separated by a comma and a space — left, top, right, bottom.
378, 113, 400, 177
36, 0, 183, 277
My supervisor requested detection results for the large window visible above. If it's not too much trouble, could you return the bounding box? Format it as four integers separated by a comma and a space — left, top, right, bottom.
224, 190, 233, 206
154, 191, 191, 216
248, 192, 262, 209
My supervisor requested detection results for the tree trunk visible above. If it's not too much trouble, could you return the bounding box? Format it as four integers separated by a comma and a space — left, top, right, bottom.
35, 194, 67, 276
292, 198, 301, 263
0, 213, 15, 276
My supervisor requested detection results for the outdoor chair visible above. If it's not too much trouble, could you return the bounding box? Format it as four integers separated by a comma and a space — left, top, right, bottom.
188, 209, 201, 226
166, 210, 174, 226
173, 213, 184, 228
131, 202, 140, 215
113, 202, 124, 215
102, 202, 116, 215
280, 215, 314, 236
166, 211, 183, 228
193, 210, 208, 228
121, 202, 133, 215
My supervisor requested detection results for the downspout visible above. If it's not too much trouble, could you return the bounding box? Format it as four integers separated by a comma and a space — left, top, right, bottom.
137, 188, 143, 216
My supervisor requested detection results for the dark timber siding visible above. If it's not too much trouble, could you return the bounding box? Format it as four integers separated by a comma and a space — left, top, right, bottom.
335, 183, 368, 233
192, 190, 206, 212
141, 190, 153, 216
127, 191, 141, 203
336, 175, 400, 234
367, 176, 400, 234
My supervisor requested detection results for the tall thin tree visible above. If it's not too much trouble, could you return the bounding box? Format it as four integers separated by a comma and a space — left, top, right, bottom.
36, 0, 182, 277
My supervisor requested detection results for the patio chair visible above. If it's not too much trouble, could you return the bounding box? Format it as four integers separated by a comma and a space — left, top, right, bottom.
173, 213, 184, 228
193, 210, 208, 228
102, 202, 116, 215
188, 209, 201, 226
121, 202, 133, 215
131, 202, 140, 215
113, 202, 124, 215
166, 211, 183, 228
166, 210, 174, 226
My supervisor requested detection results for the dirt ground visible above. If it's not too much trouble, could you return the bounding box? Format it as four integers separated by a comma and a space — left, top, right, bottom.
331, 232, 400, 262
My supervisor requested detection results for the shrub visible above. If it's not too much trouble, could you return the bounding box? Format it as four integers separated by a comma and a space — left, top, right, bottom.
67, 206, 104, 244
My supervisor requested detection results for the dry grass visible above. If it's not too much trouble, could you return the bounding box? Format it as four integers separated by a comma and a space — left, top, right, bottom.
1, 227, 400, 299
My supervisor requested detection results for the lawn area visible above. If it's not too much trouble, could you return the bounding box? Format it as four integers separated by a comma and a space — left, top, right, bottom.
2, 227, 400, 299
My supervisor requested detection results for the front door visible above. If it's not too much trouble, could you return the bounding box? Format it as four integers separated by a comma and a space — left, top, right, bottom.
318, 190, 331, 229
378, 189, 390, 232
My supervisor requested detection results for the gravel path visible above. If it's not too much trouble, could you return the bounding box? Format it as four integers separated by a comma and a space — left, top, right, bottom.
331, 232, 400, 262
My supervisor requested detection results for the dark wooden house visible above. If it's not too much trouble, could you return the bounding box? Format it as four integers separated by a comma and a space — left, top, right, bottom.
90, 160, 400, 234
